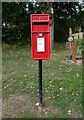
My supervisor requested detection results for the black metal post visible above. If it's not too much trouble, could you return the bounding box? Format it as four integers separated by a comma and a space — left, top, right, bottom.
38, 60, 42, 107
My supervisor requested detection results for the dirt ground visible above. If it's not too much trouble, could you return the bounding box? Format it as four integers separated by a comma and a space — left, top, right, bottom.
2, 93, 62, 118
2, 93, 37, 118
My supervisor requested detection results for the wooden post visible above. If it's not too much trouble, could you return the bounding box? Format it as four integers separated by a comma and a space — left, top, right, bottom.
69, 27, 76, 62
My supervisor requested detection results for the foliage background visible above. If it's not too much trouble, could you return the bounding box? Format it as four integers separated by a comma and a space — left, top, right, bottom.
2, 2, 84, 45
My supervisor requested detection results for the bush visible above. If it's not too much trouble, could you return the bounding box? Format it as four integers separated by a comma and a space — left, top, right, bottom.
75, 38, 84, 56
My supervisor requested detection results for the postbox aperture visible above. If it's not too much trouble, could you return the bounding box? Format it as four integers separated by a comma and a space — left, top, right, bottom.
30, 14, 50, 60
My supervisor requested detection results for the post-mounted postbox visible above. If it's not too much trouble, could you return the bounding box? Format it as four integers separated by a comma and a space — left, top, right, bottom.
30, 14, 50, 60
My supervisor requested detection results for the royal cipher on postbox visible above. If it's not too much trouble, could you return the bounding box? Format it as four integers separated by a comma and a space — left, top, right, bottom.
30, 14, 50, 60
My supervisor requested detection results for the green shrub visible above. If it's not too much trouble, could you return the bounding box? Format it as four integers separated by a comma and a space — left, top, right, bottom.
75, 38, 84, 56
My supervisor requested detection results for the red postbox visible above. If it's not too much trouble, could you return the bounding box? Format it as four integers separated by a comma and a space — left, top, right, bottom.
30, 14, 50, 60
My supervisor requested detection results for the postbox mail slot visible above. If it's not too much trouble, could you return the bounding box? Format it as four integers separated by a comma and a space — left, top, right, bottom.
32, 22, 49, 33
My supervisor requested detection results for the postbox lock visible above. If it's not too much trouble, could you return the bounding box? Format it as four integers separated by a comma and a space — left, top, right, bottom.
39, 33, 43, 37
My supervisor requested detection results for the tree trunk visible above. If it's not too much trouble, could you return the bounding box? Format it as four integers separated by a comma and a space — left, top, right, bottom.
47, 2, 54, 49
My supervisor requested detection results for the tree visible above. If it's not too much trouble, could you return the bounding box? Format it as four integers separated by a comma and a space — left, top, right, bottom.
32, 2, 83, 42
2, 2, 83, 45
53, 2, 82, 42
2, 2, 34, 45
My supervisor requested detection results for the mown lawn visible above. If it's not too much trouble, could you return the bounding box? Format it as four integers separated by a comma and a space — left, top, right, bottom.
2, 43, 82, 118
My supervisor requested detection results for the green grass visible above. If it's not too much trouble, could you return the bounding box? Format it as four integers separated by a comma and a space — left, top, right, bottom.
2, 43, 82, 118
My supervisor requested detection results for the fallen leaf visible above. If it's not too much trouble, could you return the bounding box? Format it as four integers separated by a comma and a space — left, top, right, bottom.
68, 110, 71, 115
35, 102, 39, 106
